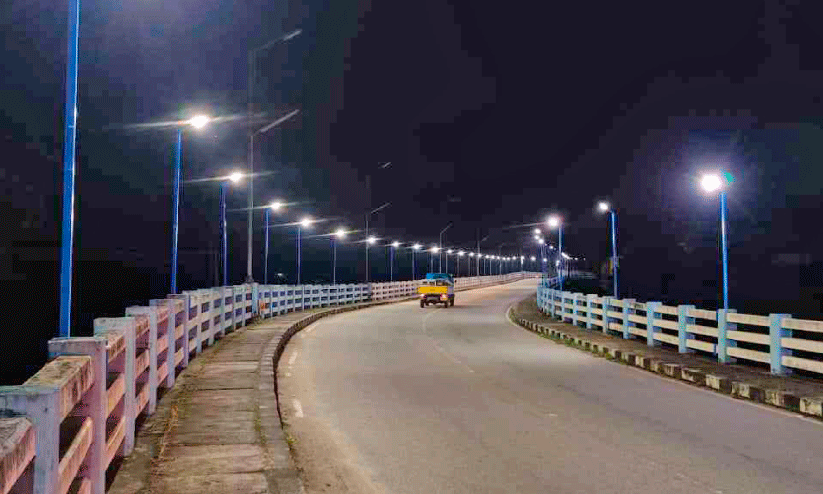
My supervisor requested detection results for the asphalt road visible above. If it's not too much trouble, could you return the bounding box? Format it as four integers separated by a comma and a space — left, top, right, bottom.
279, 280, 823, 494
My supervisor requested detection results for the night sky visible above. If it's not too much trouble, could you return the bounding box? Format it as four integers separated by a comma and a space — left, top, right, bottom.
3, 0, 823, 382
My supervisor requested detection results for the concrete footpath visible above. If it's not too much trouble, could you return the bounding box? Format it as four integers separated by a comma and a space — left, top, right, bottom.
511, 294, 823, 420
108, 309, 327, 494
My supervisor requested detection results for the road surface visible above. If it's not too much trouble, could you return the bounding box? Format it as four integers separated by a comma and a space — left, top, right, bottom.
278, 279, 823, 493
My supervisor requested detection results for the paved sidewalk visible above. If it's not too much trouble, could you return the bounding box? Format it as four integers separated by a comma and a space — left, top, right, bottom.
512, 295, 823, 419
109, 310, 323, 494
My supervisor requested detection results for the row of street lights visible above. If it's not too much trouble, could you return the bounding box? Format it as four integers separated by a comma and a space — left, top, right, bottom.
534, 170, 730, 309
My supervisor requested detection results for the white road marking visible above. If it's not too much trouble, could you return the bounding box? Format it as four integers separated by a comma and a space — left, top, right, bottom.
548, 413, 558, 417
293, 398, 304, 418
285, 372, 291, 377
288, 351, 298, 366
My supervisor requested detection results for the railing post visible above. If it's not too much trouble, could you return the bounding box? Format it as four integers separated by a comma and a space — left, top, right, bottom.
717, 308, 737, 364
47, 336, 107, 494
601, 297, 611, 334
169, 295, 190, 366
622, 298, 636, 339
677, 304, 695, 353
95, 317, 137, 455
125, 306, 158, 414
586, 294, 596, 329
571, 293, 580, 327
646, 301, 661, 347
150, 298, 176, 387
769, 313, 791, 375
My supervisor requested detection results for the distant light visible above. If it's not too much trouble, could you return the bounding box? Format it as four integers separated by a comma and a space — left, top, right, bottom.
547, 215, 561, 228
430, 246, 440, 253
270, 201, 282, 211
447, 249, 453, 254
555, 260, 560, 266
537, 238, 545, 245
458, 250, 465, 256
367, 236, 377, 245
413, 243, 421, 250
187, 115, 210, 129
468, 252, 474, 257
701, 173, 723, 193
391, 241, 400, 248
598, 201, 610, 213
530, 256, 536, 261
335, 228, 347, 238
533, 228, 541, 235
300, 217, 312, 228
574, 257, 578, 261
542, 257, 548, 262
228, 171, 243, 184
549, 245, 555, 250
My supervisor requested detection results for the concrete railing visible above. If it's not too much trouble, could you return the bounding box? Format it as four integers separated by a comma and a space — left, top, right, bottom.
537, 283, 823, 377
0, 272, 537, 494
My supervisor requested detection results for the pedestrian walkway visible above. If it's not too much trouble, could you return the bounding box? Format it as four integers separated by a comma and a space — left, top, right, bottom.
108, 310, 322, 494
511, 295, 823, 419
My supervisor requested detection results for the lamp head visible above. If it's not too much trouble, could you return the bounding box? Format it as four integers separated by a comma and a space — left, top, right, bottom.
367, 236, 377, 245
701, 173, 723, 193
335, 228, 347, 238
269, 201, 283, 211
598, 201, 610, 213
187, 115, 210, 129
228, 171, 243, 184
547, 215, 561, 228
300, 217, 312, 228
391, 241, 400, 248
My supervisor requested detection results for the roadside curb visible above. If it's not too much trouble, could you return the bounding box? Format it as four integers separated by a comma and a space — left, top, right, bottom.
507, 304, 823, 421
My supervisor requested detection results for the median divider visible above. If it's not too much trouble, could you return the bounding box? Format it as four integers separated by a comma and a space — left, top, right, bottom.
510, 294, 823, 421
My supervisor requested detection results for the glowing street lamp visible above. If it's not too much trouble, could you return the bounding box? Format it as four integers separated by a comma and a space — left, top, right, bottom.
701, 171, 730, 309
598, 200, 619, 298
187, 114, 210, 129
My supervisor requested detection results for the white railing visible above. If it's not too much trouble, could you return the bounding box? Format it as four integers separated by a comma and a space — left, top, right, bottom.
537, 282, 823, 377
0, 272, 537, 494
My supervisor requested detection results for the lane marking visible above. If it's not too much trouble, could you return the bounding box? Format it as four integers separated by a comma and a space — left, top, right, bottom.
288, 351, 298, 366
420, 305, 475, 374
292, 399, 304, 418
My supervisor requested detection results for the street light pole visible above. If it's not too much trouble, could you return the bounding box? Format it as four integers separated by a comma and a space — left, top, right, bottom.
720, 190, 729, 310
58, 0, 81, 337
439, 223, 452, 271
220, 182, 228, 285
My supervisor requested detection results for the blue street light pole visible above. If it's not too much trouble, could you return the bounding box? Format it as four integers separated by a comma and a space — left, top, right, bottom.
297, 226, 302, 285
720, 190, 729, 310
58, 0, 81, 338
610, 211, 618, 297
220, 182, 228, 285
558, 226, 564, 291
264, 208, 270, 284
171, 128, 182, 294
332, 237, 337, 284
701, 173, 730, 310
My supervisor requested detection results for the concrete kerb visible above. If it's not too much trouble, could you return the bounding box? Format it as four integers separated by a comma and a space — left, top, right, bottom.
509, 304, 823, 421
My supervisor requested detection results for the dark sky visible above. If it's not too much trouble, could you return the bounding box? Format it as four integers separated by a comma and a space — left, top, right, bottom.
4, 0, 823, 381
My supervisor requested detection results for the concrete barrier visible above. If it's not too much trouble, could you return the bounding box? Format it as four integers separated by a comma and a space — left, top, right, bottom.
0, 272, 537, 493
538, 283, 823, 377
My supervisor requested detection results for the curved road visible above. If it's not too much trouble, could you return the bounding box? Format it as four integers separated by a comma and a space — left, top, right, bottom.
279, 279, 823, 494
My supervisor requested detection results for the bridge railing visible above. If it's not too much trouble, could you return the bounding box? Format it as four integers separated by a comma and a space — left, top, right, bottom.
538, 282, 823, 377
0, 271, 538, 494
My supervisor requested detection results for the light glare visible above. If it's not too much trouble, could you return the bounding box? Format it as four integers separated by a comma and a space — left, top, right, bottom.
701, 173, 722, 192
187, 115, 210, 129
